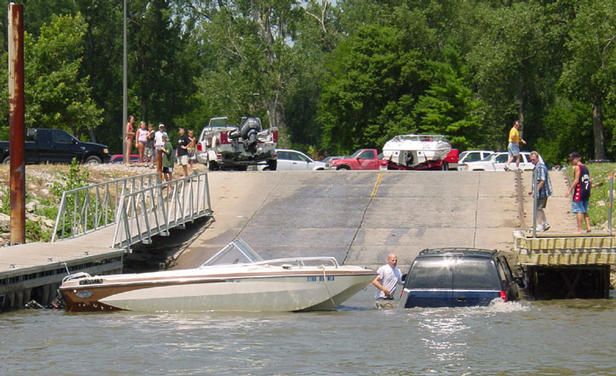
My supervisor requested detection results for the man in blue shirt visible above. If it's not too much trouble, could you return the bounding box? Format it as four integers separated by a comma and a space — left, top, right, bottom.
528, 151, 552, 231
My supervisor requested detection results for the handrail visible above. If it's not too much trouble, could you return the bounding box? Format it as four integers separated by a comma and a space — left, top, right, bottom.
112, 172, 212, 249
51, 173, 159, 242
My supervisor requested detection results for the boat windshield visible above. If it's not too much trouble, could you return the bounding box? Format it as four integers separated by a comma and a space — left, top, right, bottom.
199, 238, 264, 267
208, 117, 230, 128
395, 134, 448, 143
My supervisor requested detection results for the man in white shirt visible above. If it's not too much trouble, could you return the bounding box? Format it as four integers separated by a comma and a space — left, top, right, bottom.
372, 253, 403, 308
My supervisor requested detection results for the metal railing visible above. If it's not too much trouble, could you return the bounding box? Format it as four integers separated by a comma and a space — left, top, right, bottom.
112, 173, 212, 249
51, 173, 159, 242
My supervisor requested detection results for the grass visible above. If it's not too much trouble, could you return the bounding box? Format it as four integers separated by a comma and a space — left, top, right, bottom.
567, 162, 616, 229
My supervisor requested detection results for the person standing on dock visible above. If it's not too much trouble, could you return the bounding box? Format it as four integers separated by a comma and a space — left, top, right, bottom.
161, 134, 174, 182
505, 120, 526, 171
528, 151, 552, 231
565, 152, 592, 233
372, 253, 403, 309
176, 127, 190, 178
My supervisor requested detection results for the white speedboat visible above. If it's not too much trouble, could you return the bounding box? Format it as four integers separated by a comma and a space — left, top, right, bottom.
59, 239, 376, 313
382, 134, 451, 168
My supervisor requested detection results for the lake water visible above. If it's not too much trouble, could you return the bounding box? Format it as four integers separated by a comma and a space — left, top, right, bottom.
2, 289, 615, 375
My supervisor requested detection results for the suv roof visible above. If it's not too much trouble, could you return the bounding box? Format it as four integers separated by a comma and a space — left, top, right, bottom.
417, 248, 498, 258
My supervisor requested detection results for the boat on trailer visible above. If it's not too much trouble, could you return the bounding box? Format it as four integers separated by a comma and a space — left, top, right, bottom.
59, 239, 376, 313
382, 134, 451, 168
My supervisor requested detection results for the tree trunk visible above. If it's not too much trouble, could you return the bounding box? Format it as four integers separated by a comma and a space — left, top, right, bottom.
592, 101, 606, 159
517, 74, 525, 136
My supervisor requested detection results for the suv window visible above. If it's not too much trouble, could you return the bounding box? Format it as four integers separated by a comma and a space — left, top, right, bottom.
465, 152, 482, 162
406, 259, 452, 289
453, 258, 501, 290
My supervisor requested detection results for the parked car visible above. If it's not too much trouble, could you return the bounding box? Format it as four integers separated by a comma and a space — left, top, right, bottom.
463, 151, 541, 171
110, 154, 140, 164
458, 150, 494, 168
0, 128, 111, 165
274, 149, 327, 170
401, 248, 519, 308
328, 149, 388, 170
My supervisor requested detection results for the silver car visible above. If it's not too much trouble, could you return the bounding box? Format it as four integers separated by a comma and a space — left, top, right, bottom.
464, 151, 542, 171
275, 149, 327, 170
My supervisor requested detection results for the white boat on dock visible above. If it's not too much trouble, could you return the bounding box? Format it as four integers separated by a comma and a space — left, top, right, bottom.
59, 239, 376, 313
382, 134, 451, 168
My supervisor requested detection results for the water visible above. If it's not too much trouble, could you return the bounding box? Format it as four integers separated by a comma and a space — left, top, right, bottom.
2, 289, 615, 375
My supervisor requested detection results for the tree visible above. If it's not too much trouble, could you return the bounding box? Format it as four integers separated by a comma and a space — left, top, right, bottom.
467, 2, 558, 147
180, 0, 305, 144
318, 23, 431, 154
559, 1, 616, 159
414, 57, 485, 150
0, 13, 103, 138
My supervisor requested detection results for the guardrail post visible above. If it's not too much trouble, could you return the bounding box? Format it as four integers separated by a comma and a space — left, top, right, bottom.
532, 167, 538, 238
609, 173, 614, 235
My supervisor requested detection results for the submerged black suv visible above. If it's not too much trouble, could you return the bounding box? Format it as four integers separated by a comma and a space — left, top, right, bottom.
402, 248, 519, 308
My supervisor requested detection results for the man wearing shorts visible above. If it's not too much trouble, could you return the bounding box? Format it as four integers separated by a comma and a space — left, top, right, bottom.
528, 151, 552, 231
161, 134, 174, 182
505, 120, 526, 171
176, 127, 190, 177
565, 152, 592, 233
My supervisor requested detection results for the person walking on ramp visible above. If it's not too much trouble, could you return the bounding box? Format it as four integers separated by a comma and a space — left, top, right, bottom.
505, 120, 526, 171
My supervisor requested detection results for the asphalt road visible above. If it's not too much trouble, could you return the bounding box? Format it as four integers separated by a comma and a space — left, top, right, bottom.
173, 170, 569, 269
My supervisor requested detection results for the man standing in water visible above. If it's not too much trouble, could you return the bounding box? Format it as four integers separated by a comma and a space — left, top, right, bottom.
372, 253, 403, 309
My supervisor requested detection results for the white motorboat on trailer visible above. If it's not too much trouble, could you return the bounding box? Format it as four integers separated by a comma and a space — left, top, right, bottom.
382, 134, 451, 168
59, 239, 376, 313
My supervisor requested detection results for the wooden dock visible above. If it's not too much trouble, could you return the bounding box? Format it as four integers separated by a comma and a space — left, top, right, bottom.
0, 238, 123, 310
514, 231, 615, 299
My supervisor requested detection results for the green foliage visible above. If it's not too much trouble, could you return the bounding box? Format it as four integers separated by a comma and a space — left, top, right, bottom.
559, 1, 616, 159
26, 219, 52, 243
2, 0, 616, 160
318, 23, 430, 154
0, 13, 103, 139
413, 58, 485, 150
51, 158, 90, 196
534, 98, 593, 165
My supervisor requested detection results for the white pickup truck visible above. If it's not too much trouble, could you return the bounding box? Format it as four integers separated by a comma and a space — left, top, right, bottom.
196, 116, 278, 171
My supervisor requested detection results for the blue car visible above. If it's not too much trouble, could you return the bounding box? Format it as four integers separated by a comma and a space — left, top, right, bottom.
402, 248, 519, 308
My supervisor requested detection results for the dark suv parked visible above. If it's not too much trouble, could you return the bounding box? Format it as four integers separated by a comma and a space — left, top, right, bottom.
402, 248, 519, 308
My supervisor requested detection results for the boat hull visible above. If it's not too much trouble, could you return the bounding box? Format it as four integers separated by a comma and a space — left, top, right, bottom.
60, 271, 375, 313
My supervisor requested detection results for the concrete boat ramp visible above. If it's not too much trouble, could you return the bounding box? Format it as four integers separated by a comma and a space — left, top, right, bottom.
3, 169, 614, 310
175, 170, 523, 269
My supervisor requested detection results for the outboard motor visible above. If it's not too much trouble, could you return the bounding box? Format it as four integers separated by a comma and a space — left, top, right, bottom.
240, 116, 262, 152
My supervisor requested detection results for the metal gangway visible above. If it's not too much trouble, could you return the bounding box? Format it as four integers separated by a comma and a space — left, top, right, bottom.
51, 172, 212, 249
112, 174, 212, 249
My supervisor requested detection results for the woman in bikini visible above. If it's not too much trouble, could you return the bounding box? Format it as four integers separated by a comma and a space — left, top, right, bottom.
125, 115, 136, 164
136, 121, 148, 163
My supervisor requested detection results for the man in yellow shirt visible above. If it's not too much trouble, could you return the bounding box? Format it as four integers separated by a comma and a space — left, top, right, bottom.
505, 120, 526, 170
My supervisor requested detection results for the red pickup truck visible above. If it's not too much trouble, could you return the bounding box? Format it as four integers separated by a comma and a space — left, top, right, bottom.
328, 149, 388, 170
328, 148, 459, 170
